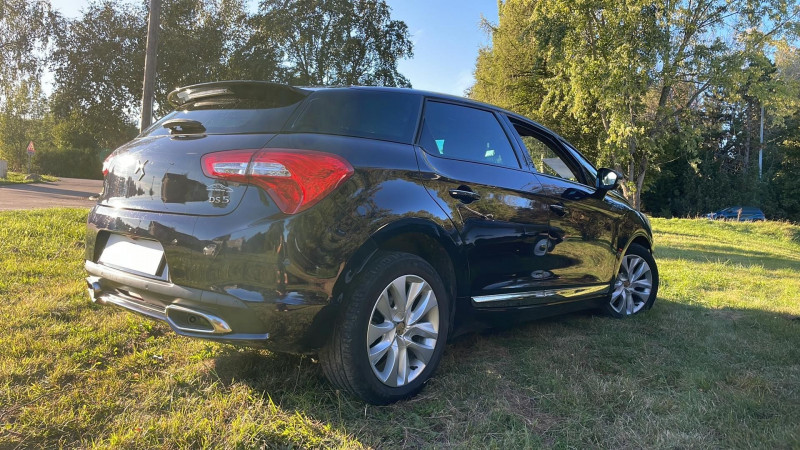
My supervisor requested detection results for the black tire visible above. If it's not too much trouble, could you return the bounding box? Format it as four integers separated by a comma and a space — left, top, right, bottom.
319, 251, 450, 404
604, 243, 659, 318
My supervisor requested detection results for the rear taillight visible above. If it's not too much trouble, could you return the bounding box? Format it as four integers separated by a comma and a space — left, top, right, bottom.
102, 153, 114, 176
201, 149, 354, 214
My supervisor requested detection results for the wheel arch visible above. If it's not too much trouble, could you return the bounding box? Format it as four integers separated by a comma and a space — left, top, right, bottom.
627, 233, 653, 253
612, 228, 655, 276
303, 218, 466, 349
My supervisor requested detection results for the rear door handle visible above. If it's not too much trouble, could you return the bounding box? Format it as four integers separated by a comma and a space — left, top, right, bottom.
549, 203, 568, 216
449, 187, 481, 203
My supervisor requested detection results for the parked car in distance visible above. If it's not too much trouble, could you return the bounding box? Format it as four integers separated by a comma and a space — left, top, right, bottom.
84, 81, 659, 404
705, 206, 765, 222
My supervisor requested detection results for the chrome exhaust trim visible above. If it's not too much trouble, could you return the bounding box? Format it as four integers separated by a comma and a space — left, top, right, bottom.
165, 304, 232, 335
86, 276, 103, 303
86, 274, 232, 335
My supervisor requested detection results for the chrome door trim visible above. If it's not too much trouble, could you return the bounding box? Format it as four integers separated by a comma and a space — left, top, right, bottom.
471, 284, 610, 307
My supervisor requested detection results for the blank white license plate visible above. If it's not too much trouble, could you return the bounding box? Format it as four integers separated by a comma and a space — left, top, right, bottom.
99, 234, 165, 276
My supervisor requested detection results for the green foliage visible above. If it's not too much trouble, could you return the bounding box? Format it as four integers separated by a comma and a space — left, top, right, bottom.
472, 0, 800, 211
0, 0, 56, 99
49, 0, 144, 150
0, 0, 414, 163
642, 42, 800, 221
0, 79, 50, 171
35, 147, 104, 180
242, 0, 413, 87
153, 0, 251, 116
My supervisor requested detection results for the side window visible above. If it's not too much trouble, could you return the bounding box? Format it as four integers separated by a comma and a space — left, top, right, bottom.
419, 101, 519, 168
513, 124, 579, 182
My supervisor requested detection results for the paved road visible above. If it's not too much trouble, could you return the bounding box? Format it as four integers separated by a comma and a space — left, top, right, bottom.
0, 177, 103, 210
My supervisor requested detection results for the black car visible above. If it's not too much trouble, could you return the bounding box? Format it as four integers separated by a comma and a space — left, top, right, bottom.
705, 206, 765, 221
85, 81, 658, 404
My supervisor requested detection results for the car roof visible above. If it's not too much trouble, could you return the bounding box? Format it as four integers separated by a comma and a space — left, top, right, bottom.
305, 85, 548, 128
172, 81, 566, 141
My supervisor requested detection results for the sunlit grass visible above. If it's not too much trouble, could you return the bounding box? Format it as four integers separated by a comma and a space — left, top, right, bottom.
1, 210, 798, 448
0, 171, 59, 185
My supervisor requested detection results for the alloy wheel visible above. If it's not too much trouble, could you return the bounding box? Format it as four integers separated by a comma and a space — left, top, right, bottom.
366, 275, 440, 387
610, 254, 653, 315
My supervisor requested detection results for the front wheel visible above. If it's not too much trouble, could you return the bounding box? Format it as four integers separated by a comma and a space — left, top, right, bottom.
605, 243, 659, 317
319, 252, 450, 404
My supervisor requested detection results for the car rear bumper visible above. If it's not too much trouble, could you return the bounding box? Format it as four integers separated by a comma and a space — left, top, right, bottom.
85, 260, 330, 352
85, 260, 272, 344
85, 198, 350, 352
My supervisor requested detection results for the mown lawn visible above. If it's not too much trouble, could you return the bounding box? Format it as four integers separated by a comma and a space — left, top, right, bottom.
0, 172, 59, 185
1, 209, 798, 448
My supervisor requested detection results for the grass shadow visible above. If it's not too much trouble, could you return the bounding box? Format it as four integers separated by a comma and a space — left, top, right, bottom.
658, 245, 800, 271
203, 297, 799, 448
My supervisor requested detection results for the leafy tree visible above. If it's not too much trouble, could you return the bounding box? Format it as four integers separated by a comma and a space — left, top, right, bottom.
0, 79, 49, 170
48, 0, 252, 138
3, 0, 412, 174
49, 0, 145, 150
764, 44, 800, 220
641, 41, 800, 221
153, 0, 252, 116
243, 0, 413, 87
0, 0, 55, 100
473, 0, 800, 210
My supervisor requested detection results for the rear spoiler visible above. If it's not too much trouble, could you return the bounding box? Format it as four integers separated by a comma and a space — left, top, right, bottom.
167, 81, 311, 109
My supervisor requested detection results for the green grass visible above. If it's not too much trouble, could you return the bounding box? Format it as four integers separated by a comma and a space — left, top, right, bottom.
1, 210, 798, 448
0, 171, 59, 185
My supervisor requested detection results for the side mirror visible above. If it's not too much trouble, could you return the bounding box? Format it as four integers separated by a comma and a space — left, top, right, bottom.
596, 168, 622, 192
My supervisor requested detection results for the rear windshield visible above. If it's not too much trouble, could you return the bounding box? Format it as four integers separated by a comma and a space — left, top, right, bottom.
142, 98, 302, 136
289, 90, 421, 143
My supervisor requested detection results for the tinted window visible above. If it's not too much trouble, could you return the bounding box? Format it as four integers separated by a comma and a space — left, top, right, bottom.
562, 140, 597, 186
512, 123, 579, 182
419, 101, 519, 168
290, 90, 421, 143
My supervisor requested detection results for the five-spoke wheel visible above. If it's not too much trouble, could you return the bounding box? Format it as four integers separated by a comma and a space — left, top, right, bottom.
605, 243, 659, 317
367, 275, 440, 387
320, 252, 449, 404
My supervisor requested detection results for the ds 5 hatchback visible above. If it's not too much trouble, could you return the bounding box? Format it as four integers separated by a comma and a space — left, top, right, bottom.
85, 81, 659, 404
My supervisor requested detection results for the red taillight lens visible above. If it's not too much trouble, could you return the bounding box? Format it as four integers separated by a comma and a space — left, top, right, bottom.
102, 153, 114, 176
201, 149, 354, 214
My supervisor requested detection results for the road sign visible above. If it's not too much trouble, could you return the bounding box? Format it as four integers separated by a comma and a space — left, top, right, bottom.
26, 141, 35, 155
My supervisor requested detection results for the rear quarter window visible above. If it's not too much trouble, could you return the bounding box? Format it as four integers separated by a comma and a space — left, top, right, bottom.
289, 90, 421, 144
419, 101, 519, 168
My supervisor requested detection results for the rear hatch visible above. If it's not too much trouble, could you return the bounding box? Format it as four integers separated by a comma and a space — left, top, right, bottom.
100, 82, 310, 216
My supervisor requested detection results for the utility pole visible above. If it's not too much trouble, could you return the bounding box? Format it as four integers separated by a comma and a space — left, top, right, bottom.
759, 105, 764, 180
140, 0, 160, 133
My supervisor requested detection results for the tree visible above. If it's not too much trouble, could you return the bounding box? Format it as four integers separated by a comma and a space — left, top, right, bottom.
49, 0, 145, 150
153, 0, 252, 116
640, 40, 800, 221
40, 0, 413, 158
243, 0, 413, 87
0, 79, 48, 170
472, 0, 800, 210
0, 0, 55, 100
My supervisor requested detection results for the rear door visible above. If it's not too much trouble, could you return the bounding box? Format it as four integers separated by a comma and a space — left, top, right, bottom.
416, 100, 556, 304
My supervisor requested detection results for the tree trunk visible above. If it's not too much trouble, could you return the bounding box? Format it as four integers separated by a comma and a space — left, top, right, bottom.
634, 155, 648, 211
744, 101, 751, 173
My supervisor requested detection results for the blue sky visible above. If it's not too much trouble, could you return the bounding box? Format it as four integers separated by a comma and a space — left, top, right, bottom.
49, 0, 499, 97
